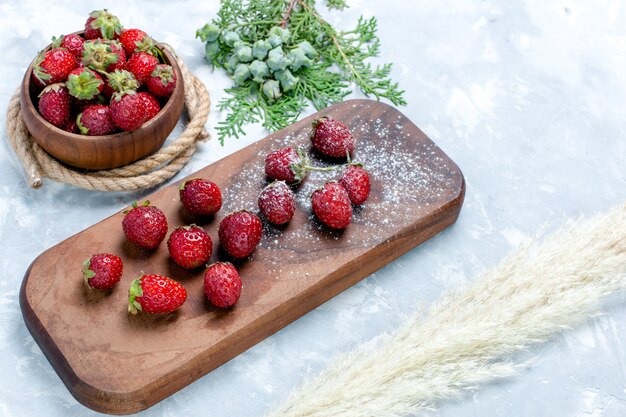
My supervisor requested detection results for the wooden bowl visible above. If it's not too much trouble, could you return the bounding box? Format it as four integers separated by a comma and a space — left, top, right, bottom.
19, 36, 185, 171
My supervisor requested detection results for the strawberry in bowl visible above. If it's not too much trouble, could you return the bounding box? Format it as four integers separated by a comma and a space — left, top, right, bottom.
19, 9, 185, 170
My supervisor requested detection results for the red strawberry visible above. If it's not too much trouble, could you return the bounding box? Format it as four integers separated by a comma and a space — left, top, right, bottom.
110, 92, 146, 131
127, 51, 159, 85
128, 274, 187, 314
167, 225, 213, 269
137, 92, 161, 121
33, 48, 78, 86
38, 83, 71, 128
147, 64, 177, 97
66, 67, 104, 101
339, 164, 371, 205
258, 181, 296, 225
106, 40, 127, 70
82, 253, 123, 290
104, 69, 146, 131
179, 178, 222, 216
218, 211, 262, 259
122, 201, 168, 249
311, 116, 355, 158
84, 10, 122, 40
265, 147, 307, 183
52, 34, 85, 60
204, 262, 242, 308
63, 118, 78, 134
102, 79, 115, 98
82, 39, 126, 72
311, 181, 353, 229
119, 28, 157, 57
77, 105, 116, 136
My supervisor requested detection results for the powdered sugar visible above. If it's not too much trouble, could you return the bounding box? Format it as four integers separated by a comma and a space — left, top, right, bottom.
220, 102, 461, 260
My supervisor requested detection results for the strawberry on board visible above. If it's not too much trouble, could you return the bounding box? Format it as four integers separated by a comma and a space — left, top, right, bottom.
84, 9, 123, 40
122, 201, 168, 249
33, 48, 78, 86
218, 211, 263, 259
179, 178, 223, 216
339, 164, 371, 205
82, 253, 123, 290
264, 147, 307, 184
147, 64, 177, 97
204, 262, 242, 308
37, 83, 71, 128
258, 181, 296, 225
311, 116, 355, 158
311, 181, 353, 229
77, 105, 116, 136
128, 274, 187, 314
167, 225, 213, 269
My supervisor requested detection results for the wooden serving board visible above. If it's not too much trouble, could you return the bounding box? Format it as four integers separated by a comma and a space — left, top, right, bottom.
20, 99, 465, 415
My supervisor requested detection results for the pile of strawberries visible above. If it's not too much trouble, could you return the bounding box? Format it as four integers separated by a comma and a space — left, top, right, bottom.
82, 116, 371, 315
263, 116, 370, 229
32, 10, 177, 135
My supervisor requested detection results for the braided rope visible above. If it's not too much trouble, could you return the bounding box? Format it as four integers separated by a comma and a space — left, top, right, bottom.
5, 58, 211, 192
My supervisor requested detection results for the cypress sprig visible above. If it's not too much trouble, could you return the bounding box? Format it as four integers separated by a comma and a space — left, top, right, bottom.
197, 0, 405, 144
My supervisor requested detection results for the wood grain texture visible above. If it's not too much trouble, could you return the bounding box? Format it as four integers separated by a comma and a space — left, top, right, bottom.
19, 34, 185, 170
20, 99, 465, 415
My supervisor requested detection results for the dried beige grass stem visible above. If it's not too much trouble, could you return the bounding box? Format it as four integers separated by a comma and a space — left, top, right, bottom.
267, 203, 626, 417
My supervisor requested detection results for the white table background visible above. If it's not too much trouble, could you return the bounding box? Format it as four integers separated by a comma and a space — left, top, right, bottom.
0, 0, 625, 416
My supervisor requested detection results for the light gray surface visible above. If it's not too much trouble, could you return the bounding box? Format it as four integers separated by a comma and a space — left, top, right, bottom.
0, 0, 625, 416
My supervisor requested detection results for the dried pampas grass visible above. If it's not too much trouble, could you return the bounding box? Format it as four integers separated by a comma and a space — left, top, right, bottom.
266, 203, 626, 417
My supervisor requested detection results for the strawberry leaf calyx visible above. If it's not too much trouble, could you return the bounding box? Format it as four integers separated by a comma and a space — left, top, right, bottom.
82, 258, 96, 285
288, 147, 307, 183
123, 200, 147, 214
76, 113, 89, 135
33, 51, 52, 84
38, 83, 66, 98
178, 224, 200, 232
67, 70, 103, 100
51, 35, 65, 49
127, 278, 144, 314
151, 65, 174, 86
134, 36, 163, 59
312, 116, 328, 129
89, 9, 123, 40
104, 69, 139, 96
82, 39, 119, 71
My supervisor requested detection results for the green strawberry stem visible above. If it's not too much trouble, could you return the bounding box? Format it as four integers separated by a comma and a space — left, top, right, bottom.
82, 258, 96, 285
128, 278, 144, 314
76, 113, 89, 135
304, 165, 336, 172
